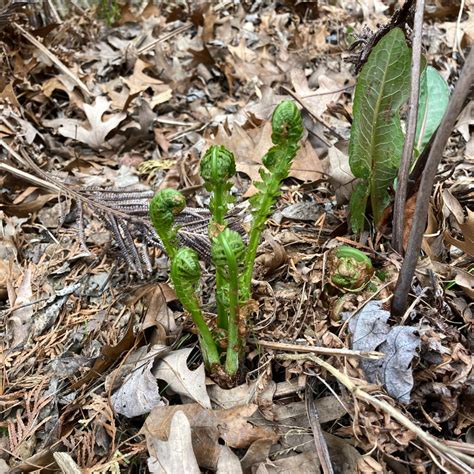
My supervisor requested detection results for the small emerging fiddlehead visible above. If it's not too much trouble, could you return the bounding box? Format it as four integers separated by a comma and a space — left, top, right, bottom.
270, 99, 304, 146
171, 247, 220, 369
200, 145, 236, 227
149, 188, 186, 260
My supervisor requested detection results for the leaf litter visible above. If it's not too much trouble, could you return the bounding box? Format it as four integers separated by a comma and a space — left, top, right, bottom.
0, 0, 473, 472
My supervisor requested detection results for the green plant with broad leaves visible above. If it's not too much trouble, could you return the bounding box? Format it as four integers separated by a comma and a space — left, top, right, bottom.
349, 27, 449, 233
149, 101, 303, 381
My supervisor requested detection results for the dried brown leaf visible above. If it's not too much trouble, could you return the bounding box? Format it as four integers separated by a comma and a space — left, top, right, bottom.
146, 410, 201, 474
142, 403, 278, 470
43, 96, 126, 149
153, 348, 211, 408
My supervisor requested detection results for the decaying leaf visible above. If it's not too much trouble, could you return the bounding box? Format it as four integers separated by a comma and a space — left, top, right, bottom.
146, 410, 200, 474
444, 208, 474, 258
7, 266, 33, 348
153, 348, 211, 408
291, 69, 346, 117
43, 96, 126, 149
142, 403, 278, 470
112, 345, 167, 418
349, 301, 419, 403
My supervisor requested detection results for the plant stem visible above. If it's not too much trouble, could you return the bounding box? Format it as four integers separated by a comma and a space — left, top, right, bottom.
242, 178, 279, 299
218, 233, 240, 375
392, 47, 474, 316
177, 289, 220, 368
392, 0, 425, 253
171, 248, 221, 369
213, 181, 228, 329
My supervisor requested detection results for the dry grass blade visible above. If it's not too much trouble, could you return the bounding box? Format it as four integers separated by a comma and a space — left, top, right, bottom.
306, 377, 334, 474
255, 339, 384, 359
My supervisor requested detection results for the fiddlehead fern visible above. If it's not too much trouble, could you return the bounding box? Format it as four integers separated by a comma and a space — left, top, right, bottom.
211, 228, 245, 375
271, 99, 304, 146
149, 189, 186, 260
242, 101, 303, 300
200, 145, 237, 330
200, 145, 236, 227
171, 247, 220, 369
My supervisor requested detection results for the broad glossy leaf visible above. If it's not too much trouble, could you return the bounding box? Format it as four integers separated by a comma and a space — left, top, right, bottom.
415, 66, 449, 154
349, 28, 411, 232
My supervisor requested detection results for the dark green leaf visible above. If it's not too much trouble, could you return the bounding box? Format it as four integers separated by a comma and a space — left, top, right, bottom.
349, 28, 411, 232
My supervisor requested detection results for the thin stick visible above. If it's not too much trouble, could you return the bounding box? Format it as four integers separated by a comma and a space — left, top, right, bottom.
0, 161, 60, 192
392, 47, 474, 316
277, 353, 474, 469
392, 0, 425, 253
254, 339, 384, 359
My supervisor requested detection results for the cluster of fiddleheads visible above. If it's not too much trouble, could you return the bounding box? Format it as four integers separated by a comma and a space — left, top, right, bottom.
149, 100, 304, 380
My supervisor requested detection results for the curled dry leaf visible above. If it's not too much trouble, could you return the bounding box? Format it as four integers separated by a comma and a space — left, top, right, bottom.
0, 213, 22, 301
7, 266, 33, 348
153, 348, 211, 408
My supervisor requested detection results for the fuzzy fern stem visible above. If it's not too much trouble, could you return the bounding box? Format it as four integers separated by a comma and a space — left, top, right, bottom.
171, 247, 220, 369
211, 228, 246, 376
200, 145, 236, 329
149, 189, 186, 261
241, 101, 303, 299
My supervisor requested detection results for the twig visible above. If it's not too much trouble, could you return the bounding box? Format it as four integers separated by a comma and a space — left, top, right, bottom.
254, 339, 384, 359
392, 0, 425, 253
137, 24, 192, 55
0, 161, 60, 192
277, 353, 474, 470
392, 46, 474, 316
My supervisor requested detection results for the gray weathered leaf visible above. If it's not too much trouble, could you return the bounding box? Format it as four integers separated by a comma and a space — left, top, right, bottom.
216, 446, 243, 474
348, 301, 419, 403
379, 326, 419, 403
147, 410, 201, 474
112, 345, 167, 417
281, 202, 320, 222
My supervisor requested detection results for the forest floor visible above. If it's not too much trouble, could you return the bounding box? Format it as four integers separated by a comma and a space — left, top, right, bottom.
0, 0, 473, 472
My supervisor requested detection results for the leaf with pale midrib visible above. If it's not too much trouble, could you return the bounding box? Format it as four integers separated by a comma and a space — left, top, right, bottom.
349, 28, 411, 232
415, 66, 450, 154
